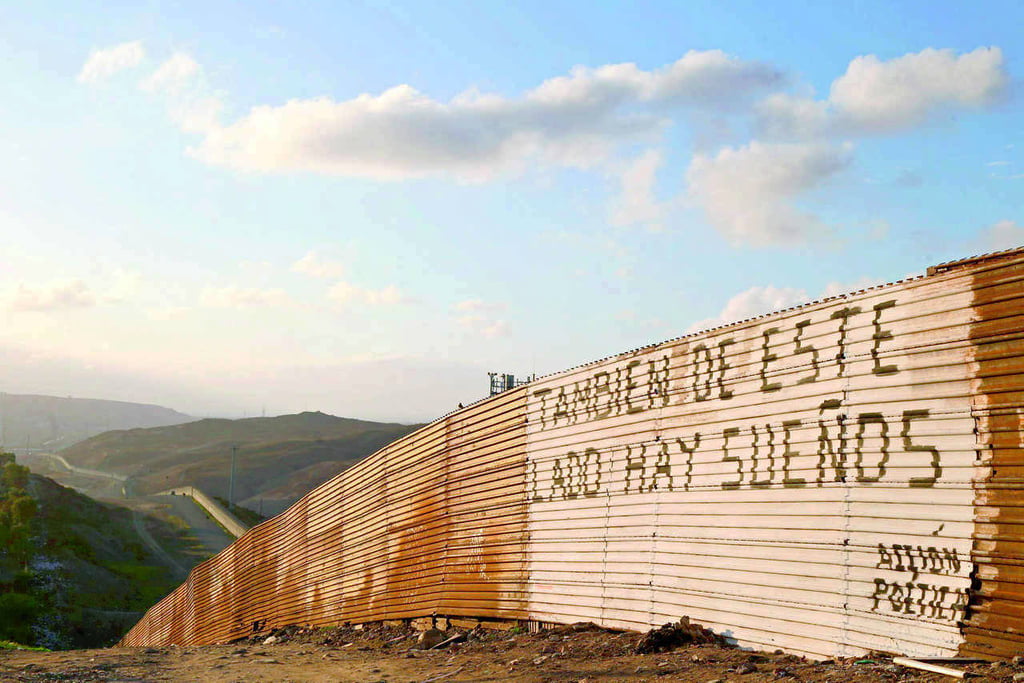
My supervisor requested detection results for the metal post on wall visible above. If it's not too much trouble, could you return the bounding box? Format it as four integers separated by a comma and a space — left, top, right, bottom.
228, 445, 238, 510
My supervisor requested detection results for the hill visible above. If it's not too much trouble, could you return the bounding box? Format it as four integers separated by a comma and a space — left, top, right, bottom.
61, 412, 421, 515
0, 393, 193, 451
0, 455, 182, 649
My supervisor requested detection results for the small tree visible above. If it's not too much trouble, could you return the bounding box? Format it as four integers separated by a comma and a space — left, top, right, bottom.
8, 494, 37, 526
0, 592, 42, 645
2, 461, 29, 493
0, 458, 35, 569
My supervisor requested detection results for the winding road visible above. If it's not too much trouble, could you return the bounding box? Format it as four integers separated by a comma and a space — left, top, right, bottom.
19, 451, 233, 579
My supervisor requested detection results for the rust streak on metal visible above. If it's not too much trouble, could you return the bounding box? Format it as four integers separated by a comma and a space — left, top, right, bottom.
121, 247, 1024, 660
961, 254, 1024, 658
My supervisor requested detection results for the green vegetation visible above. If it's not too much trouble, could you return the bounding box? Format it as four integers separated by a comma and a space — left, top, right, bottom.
144, 508, 207, 566
1, 454, 38, 569
213, 495, 266, 527
0, 452, 181, 649
0, 592, 41, 644
0, 639, 49, 651
163, 513, 191, 533
105, 562, 175, 608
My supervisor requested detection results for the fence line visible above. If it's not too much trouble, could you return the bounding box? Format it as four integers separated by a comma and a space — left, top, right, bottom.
157, 487, 248, 538
121, 248, 1024, 660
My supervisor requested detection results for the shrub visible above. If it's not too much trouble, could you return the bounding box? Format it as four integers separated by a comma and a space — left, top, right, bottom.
0, 592, 42, 645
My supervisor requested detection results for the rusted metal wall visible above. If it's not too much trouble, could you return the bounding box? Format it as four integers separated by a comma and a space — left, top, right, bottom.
121, 388, 528, 646
122, 248, 1024, 659
957, 252, 1024, 658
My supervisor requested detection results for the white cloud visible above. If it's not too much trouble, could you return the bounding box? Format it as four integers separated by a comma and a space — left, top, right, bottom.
364, 285, 403, 305
454, 299, 506, 313
480, 320, 509, 338
140, 51, 222, 134
140, 52, 201, 94
104, 269, 143, 303
687, 285, 808, 332
146, 306, 191, 321
454, 299, 508, 337
457, 314, 509, 338
686, 141, 852, 246
328, 282, 406, 306
199, 285, 292, 308
831, 47, 1006, 131
610, 149, 665, 229
757, 93, 832, 138
77, 41, 145, 84
690, 277, 890, 333
8, 280, 96, 312
327, 281, 357, 304
292, 251, 346, 279
820, 276, 884, 298
976, 219, 1024, 251
188, 51, 780, 180
238, 260, 274, 280
174, 95, 224, 135
759, 47, 1007, 137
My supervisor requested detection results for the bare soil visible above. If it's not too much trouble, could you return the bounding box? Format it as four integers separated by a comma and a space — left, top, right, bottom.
1, 621, 1020, 683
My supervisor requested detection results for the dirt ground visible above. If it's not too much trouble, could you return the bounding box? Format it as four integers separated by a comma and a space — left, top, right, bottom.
2, 621, 1021, 683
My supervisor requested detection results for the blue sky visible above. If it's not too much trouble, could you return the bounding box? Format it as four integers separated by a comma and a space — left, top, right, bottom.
0, 1, 1020, 421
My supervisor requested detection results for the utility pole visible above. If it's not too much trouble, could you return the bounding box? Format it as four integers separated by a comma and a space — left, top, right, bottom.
228, 445, 238, 511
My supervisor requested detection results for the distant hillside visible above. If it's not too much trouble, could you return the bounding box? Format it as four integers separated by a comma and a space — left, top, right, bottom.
62, 412, 421, 515
1, 457, 181, 648
0, 393, 193, 451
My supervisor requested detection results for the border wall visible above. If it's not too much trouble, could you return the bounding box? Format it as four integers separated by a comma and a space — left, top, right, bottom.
159, 487, 249, 538
121, 248, 1024, 659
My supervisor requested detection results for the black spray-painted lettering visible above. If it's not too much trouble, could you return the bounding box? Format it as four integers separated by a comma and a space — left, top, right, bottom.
816, 399, 848, 484
543, 448, 602, 501
533, 407, 943, 501
721, 427, 742, 490
871, 300, 899, 376
781, 419, 806, 487
534, 298, 909, 430
624, 442, 674, 493
902, 409, 940, 487
694, 339, 735, 402
854, 413, 889, 483
749, 423, 775, 488
870, 579, 968, 622
760, 327, 782, 393
793, 319, 819, 385
830, 306, 860, 377
877, 543, 962, 579
536, 355, 672, 429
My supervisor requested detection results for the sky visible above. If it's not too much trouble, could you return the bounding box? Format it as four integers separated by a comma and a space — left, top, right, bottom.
0, 1, 1021, 422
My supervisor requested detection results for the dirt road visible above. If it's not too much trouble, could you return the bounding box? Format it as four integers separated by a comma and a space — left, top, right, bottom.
1, 622, 1020, 683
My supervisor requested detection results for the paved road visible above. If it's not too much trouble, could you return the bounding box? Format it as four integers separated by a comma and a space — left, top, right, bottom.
21, 452, 127, 500
159, 491, 234, 557
130, 503, 189, 581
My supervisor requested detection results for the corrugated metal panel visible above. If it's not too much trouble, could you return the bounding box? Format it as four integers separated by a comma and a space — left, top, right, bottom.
524, 270, 980, 659
961, 253, 1024, 657
122, 247, 1024, 661
120, 387, 528, 646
